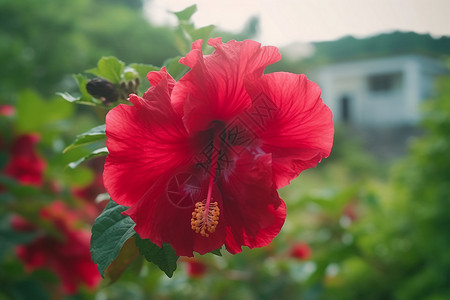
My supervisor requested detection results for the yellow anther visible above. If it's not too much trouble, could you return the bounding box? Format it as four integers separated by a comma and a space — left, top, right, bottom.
190, 200, 220, 237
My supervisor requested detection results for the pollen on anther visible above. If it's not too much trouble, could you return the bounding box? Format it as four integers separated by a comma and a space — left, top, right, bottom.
190, 200, 220, 237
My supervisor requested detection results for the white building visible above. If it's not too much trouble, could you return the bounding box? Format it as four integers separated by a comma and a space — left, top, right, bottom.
311, 55, 448, 127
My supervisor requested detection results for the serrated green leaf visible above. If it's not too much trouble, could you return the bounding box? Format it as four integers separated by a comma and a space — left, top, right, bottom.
173, 4, 197, 22
68, 147, 108, 169
210, 248, 223, 256
63, 124, 106, 153
135, 235, 179, 278
91, 199, 136, 277
87, 56, 125, 84
164, 56, 188, 80
104, 236, 140, 283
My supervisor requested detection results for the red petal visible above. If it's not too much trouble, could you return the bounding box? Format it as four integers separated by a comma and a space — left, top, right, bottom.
104, 69, 192, 207
126, 168, 226, 257
172, 38, 281, 134
219, 150, 286, 254
245, 72, 334, 188
146, 66, 175, 95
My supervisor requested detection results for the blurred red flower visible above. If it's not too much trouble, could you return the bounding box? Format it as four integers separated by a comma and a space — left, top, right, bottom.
343, 202, 358, 221
3, 134, 46, 187
104, 38, 334, 257
186, 258, 207, 278
0, 104, 15, 116
290, 242, 312, 260
13, 201, 101, 295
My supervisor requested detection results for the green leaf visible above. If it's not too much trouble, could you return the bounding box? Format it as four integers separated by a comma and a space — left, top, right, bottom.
104, 236, 140, 283
91, 199, 136, 277
62, 165, 94, 187
87, 56, 125, 84
210, 248, 223, 256
63, 124, 106, 153
68, 147, 108, 169
17, 90, 74, 134
164, 56, 188, 80
57, 74, 102, 107
129, 63, 160, 78
181, 23, 215, 44
135, 235, 179, 278
191, 25, 215, 43
173, 4, 197, 22
129, 63, 160, 94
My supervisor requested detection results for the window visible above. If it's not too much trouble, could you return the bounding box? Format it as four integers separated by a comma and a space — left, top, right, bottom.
367, 72, 402, 93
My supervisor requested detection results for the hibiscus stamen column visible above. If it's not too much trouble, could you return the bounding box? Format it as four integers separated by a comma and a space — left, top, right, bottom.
191, 134, 221, 237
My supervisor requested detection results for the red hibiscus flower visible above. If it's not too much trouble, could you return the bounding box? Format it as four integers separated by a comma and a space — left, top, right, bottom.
290, 242, 312, 260
3, 134, 46, 187
13, 201, 101, 295
104, 38, 334, 257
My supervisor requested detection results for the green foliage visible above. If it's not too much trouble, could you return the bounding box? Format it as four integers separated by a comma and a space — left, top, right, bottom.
163, 56, 188, 80
87, 57, 125, 84
58, 74, 101, 107
387, 76, 450, 299
128, 63, 160, 94
210, 248, 223, 256
16, 90, 73, 138
0, 0, 179, 101
173, 4, 197, 22
317, 76, 450, 300
90, 199, 179, 280
0, 216, 37, 261
90, 199, 136, 277
269, 32, 450, 74
68, 147, 108, 169
172, 4, 215, 55
63, 124, 106, 153
135, 236, 179, 278
60, 57, 158, 107
309, 32, 450, 66
3, 1, 450, 298
104, 236, 140, 283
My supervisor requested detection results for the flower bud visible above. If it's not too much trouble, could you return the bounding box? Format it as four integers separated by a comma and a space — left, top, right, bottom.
86, 78, 118, 105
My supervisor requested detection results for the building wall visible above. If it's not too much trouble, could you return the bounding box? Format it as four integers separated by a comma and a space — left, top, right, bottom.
311, 55, 447, 128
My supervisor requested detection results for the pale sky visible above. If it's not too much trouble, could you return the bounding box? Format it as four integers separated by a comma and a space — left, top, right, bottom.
144, 0, 450, 47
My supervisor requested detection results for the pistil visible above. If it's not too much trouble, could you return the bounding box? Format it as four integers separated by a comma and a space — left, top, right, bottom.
191, 134, 222, 237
